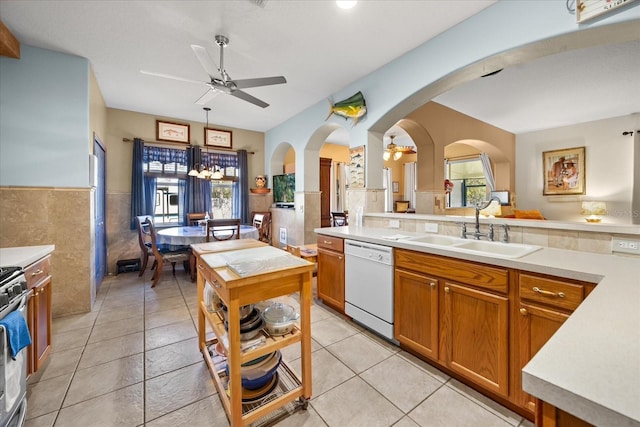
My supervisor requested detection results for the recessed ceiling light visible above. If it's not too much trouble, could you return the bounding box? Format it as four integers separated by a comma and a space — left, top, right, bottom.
336, 1, 357, 10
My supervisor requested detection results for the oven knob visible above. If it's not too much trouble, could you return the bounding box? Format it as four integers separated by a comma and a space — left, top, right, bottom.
0, 293, 9, 307
20, 281, 27, 291
377, 254, 383, 261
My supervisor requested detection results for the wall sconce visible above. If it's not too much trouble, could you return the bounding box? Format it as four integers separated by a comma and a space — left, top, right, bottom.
581, 201, 607, 223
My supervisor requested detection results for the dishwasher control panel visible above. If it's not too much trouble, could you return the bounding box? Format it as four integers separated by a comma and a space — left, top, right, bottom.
345, 240, 394, 265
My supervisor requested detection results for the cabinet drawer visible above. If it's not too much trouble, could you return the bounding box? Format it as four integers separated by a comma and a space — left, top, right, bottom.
24, 256, 52, 289
519, 273, 589, 311
396, 249, 508, 294
317, 235, 344, 253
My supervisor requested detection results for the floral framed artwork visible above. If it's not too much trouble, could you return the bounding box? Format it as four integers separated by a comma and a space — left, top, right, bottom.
205, 128, 233, 149
542, 146, 586, 195
156, 120, 190, 143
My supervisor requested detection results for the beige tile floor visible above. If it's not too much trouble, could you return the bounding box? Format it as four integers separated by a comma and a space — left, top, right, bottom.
25, 266, 536, 427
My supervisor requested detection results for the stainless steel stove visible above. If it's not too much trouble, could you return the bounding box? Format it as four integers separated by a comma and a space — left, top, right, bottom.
0, 266, 29, 427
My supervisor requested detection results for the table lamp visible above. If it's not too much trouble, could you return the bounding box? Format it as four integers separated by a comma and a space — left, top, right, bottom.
581, 201, 607, 223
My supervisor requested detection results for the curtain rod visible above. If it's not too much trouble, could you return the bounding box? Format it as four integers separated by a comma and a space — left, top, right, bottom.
122, 138, 254, 154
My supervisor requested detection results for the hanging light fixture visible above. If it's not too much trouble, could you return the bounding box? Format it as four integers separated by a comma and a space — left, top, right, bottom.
383, 135, 416, 161
189, 107, 225, 181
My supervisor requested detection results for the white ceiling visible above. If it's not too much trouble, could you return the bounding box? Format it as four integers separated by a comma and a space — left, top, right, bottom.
1, 1, 638, 147
0, 0, 494, 133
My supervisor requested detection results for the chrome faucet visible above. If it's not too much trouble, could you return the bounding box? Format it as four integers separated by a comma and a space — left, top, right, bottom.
501, 224, 509, 243
471, 197, 501, 240
456, 222, 468, 239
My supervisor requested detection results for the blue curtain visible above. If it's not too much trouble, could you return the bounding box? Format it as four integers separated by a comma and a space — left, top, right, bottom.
184, 146, 212, 223
235, 149, 249, 224
143, 176, 156, 216
130, 138, 145, 229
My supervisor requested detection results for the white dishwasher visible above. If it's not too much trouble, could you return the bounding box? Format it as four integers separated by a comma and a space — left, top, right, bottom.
344, 239, 396, 342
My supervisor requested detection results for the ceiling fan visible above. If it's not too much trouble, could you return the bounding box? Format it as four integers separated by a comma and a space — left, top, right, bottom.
141, 35, 286, 108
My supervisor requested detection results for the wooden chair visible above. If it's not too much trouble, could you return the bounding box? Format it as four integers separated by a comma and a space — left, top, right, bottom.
143, 218, 190, 288
187, 212, 206, 226
136, 215, 157, 277
251, 211, 272, 244
206, 218, 241, 242
331, 211, 348, 226
286, 244, 301, 257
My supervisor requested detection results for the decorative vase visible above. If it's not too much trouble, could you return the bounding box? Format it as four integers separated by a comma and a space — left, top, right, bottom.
255, 175, 267, 188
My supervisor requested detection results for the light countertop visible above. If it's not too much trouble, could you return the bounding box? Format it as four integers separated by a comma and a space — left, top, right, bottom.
0, 245, 55, 268
316, 226, 640, 426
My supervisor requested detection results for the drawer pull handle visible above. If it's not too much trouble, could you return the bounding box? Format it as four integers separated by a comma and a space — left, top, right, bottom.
429, 282, 436, 288
31, 269, 44, 276
520, 308, 528, 316
338, 256, 343, 260
212, 280, 221, 289
532, 287, 565, 298
323, 240, 333, 245
444, 286, 450, 293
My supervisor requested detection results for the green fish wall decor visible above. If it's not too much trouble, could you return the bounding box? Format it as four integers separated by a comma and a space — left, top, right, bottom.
326, 91, 367, 126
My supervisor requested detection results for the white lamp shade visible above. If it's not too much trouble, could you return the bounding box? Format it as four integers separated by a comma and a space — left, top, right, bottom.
581, 201, 607, 216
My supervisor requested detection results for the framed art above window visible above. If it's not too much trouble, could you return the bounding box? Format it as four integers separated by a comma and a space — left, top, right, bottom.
156, 120, 190, 143
205, 128, 233, 149
542, 146, 586, 196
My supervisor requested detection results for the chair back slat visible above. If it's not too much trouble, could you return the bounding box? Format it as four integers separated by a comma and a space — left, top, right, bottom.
187, 212, 206, 226
206, 218, 241, 242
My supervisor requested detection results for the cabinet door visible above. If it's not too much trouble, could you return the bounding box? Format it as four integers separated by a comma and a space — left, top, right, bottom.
518, 302, 569, 412
394, 269, 439, 360
26, 293, 35, 377
441, 281, 509, 397
33, 278, 52, 371
317, 248, 345, 312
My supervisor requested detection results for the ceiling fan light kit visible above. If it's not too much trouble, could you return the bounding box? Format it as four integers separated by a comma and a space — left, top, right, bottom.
142, 34, 287, 108
383, 135, 415, 161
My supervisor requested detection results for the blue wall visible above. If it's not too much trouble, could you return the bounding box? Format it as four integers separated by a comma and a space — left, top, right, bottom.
0, 45, 90, 187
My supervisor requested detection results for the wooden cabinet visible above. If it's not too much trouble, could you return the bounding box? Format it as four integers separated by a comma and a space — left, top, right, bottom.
537, 401, 594, 427
319, 157, 332, 228
441, 281, 509, 397
394, 269, 439, 361
395, 249, 510, 397
316, 236, 344, 312
516, 272, 594, 419
24, 254, 53, 375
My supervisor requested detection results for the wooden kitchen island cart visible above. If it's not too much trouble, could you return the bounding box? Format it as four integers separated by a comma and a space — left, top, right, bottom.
194, 240, 314, 427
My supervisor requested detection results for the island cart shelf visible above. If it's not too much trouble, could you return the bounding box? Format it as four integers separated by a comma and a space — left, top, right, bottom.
194, 240, 314, 427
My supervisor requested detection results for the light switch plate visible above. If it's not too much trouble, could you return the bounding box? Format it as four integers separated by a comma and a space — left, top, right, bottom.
424, 223, 438, 233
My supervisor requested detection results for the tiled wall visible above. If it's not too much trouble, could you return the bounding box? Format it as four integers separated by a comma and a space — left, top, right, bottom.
364, 216, 628, 255
0, 187, 93, 316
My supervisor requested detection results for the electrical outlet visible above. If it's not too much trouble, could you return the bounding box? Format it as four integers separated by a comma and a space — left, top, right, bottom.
612, 238, 640, 255
388, 219, 400, 228
424, 223, 438, 233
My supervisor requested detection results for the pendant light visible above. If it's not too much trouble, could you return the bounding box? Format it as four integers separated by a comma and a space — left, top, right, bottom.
189, 107, 224, 180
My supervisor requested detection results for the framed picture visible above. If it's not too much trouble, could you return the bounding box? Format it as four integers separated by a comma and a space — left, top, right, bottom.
205, 128, 233, 149
392, 181, 399, 193
156, 120, 190, 143
542, 146, 586, 195
349, 145, 365, 188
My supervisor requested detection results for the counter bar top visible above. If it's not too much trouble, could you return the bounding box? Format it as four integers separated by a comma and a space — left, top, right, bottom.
0, 245, 55, 268
316, 226, 640, 426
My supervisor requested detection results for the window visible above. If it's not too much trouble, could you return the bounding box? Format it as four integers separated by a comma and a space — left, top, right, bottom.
211, 180, 234, 219
143, 146, 188, 225
446, 157, 487, 208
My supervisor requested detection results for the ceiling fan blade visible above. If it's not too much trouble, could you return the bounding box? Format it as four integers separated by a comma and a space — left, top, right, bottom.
140, 70, 206, 86
233, 76, 287, 89
190, 44, 220, 80
229, 89, 269, 108
194, 89, 220, 105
